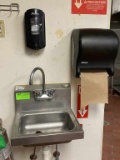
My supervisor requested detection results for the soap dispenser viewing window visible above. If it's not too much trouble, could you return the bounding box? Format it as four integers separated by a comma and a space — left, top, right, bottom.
30, 17, 40, 35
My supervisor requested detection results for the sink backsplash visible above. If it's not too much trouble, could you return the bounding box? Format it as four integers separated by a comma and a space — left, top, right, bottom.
15, 83, 71, 113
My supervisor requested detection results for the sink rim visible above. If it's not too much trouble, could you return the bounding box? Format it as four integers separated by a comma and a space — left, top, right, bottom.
11, 108, 84, 146
14, 109, 78, 136
19, 111, 76, 135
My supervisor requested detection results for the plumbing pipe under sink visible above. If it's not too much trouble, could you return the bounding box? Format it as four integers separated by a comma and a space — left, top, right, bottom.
42, 146, 52, 160
53, 145, 60, 160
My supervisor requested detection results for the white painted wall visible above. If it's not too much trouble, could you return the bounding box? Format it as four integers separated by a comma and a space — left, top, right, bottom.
0, 0, 111, 160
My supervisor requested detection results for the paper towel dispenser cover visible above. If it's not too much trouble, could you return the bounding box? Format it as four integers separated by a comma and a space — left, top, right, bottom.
72, 29, 119, 77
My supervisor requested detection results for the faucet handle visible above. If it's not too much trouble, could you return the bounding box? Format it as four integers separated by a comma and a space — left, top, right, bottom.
33, 90, 41, 95
33, 89, 55, 101
47, 89, 55, 96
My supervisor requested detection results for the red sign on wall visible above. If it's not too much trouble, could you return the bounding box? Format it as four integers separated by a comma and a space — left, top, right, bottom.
77, 85, 89, 118
72, 0, 107, 15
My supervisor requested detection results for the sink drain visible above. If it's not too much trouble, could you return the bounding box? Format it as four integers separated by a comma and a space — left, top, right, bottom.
36, 131, 42, 134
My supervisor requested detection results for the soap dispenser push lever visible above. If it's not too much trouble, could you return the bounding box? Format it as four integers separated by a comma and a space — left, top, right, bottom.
29, 67, 55, 100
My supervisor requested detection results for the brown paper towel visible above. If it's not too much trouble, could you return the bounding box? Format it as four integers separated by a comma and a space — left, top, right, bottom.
81, 72, 108, 109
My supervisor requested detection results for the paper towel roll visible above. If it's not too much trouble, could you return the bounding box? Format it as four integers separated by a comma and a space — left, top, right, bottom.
81, 72, 108, 109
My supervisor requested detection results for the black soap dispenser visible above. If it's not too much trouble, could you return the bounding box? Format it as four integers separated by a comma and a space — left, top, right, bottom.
25, 9, 46, 50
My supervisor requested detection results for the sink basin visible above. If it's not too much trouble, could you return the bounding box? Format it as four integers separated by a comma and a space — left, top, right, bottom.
11, 84, 84, 146
20, 112, 75, 135
11, 109, 83, 146
11, 110, 83, 146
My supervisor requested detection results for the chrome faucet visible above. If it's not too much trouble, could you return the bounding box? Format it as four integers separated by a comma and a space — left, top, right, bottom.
29, 67, 55, 100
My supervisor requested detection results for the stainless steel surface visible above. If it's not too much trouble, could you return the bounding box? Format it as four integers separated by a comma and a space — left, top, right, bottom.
113, 86, 120, 94
33, 89, 55, 100
29, 67, 55, 100
19, 112, 74, 134
29, 67, 45, 94
11, 84, 84, 146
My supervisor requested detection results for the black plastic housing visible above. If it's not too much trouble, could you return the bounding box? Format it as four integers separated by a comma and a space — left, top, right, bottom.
25, 9, 46, 50
71, 29, 119, 77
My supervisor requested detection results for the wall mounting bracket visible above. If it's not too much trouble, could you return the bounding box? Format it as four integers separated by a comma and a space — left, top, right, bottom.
0, 3, 20, 13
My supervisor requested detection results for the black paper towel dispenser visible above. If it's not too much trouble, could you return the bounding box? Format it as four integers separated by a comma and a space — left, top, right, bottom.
72, 29, 119, 77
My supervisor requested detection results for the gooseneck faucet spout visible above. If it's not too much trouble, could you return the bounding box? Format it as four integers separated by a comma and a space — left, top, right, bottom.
29, 67, 45, 94
29, 67, 55, 100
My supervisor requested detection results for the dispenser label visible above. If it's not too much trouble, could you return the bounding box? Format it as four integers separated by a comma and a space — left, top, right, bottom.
16, 92, 30, 100
77, 85, 89, 118
71, 0, 107, 14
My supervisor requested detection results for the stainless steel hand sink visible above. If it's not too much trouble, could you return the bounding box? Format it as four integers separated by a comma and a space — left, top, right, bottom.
20, 112, 74, 135
11, 84, 84, 146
